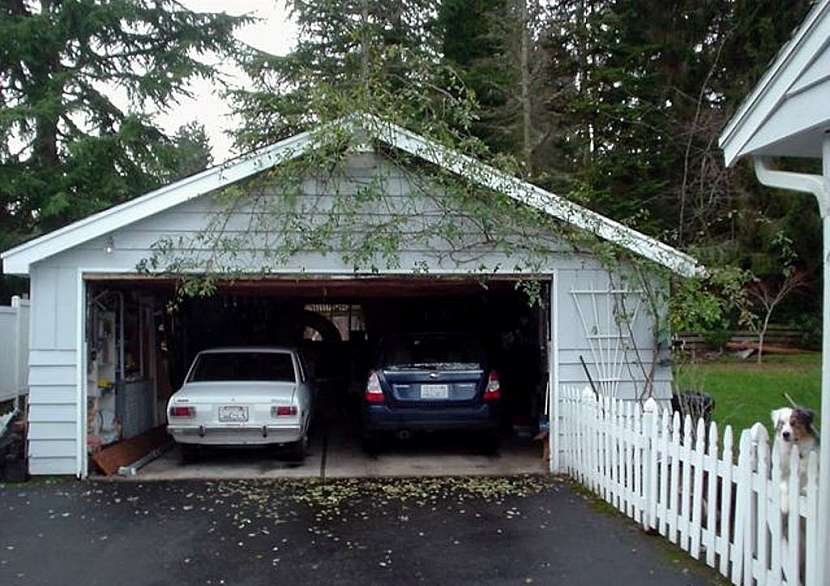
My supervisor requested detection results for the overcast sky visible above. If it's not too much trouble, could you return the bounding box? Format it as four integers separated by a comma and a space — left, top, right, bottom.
156, 1, 298, 162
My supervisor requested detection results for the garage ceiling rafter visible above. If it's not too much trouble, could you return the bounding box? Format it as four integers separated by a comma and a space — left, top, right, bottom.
1, 113, 703, 277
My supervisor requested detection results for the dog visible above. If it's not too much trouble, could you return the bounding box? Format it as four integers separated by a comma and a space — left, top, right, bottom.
772, 407, 819, 505
772, 407, 819, 580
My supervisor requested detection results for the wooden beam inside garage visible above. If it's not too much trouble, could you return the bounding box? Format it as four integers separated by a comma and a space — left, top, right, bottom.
83, 275, 542, 299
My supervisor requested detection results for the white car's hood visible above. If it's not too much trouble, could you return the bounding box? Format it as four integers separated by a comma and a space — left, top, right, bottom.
172, 381, 297, 405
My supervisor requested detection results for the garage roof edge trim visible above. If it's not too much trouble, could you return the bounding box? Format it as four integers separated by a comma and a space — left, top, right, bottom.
718, 0, 830, 166
1, 113, 704, 278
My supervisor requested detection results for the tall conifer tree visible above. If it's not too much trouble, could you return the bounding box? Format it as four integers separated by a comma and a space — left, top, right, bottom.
0, 0, 250, 249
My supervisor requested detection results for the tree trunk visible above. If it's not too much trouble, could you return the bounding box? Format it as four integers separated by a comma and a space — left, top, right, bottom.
32, 0, 62, 169
575, 0, 593, 163
518, 0, 533, 176
360, 0, 370, 94
757, 311, 773, 364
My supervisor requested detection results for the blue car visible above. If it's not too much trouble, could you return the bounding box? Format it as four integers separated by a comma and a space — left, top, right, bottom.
362, 332, 501, 453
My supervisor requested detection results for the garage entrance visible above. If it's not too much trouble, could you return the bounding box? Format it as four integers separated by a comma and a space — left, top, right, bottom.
83, 276, 552, 479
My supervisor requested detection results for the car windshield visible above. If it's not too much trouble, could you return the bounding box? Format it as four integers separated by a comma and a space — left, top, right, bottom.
381, 334, 483, 370
189, 352, 296, 382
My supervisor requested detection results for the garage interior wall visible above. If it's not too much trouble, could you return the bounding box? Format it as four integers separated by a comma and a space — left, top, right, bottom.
23, 150, 671, 476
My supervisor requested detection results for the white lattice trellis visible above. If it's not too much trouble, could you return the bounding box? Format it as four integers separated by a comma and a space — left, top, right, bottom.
570, 286, 644, 398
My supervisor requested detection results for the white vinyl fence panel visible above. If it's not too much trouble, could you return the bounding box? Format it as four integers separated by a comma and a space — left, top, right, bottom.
0, 296, 30, 403
559, 386, 820, 586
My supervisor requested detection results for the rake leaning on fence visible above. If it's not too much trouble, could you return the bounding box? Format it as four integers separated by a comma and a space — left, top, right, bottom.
558, 386, 820, 586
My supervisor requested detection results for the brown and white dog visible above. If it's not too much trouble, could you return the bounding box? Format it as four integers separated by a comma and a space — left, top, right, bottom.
772, 407, 819, 579
772, 407, 819, 513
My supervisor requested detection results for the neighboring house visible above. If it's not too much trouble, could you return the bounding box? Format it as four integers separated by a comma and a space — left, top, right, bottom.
0, 114, 702, 477
719, 1, 830, 583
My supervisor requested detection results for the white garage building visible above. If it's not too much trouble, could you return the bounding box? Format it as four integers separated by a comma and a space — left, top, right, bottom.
1, 114, 701, 477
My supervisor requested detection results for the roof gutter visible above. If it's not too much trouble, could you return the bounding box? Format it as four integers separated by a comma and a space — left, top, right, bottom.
752, 155, 827, 215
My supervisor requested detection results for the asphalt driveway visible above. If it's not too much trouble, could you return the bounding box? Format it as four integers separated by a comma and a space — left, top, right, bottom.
0, 476, 723, 586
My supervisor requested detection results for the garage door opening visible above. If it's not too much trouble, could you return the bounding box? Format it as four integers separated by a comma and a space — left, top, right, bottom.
82, 276, 552, 479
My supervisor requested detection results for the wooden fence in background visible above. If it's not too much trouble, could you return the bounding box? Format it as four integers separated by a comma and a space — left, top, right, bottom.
558, 386, 820, 586
675, 326, 806, 353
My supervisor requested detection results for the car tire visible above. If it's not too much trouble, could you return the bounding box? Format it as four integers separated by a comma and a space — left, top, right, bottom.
284, 435, 307, 462
362, 432, 382, 455
179, 443, 201, 464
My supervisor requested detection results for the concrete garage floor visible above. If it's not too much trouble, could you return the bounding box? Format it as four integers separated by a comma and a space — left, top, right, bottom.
137, 425, 547, 480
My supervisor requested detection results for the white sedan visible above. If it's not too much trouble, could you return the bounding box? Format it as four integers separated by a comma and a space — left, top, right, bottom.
166, 347, 314, 462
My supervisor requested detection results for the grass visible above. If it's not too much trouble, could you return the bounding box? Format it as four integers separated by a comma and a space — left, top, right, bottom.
674, 353, 821, 435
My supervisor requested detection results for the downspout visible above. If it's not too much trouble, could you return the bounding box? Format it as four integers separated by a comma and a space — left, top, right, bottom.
753, 137, 830, 586
752, 156, 825, 205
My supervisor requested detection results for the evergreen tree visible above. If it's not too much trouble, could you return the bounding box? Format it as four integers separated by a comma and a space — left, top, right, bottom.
0, 0, 250, 250
230, 0, 456, 150
438, 0, 515, 154
436, 0, 819, 318
438, 0, 567, 180
166, 121, 214, 181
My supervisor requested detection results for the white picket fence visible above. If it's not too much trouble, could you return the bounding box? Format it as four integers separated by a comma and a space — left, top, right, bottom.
558, 386, 820, 586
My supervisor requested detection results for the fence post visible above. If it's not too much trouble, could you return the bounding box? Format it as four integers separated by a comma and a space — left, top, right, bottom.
633, 402, 642, 521
805, 451, 820, 586
642, 397, 658, 531
680, 414, 693, 551
719, 425, 734, 577
668, 411, 681, 544
768, 439, 782, 586
602, 395, 611, 502
704, 421, 719, 569
755, 427, 770, 586
588, 394, 600, 492
732, 429, 754, 584
785, 445, 801, 585
659, 409, 671, 537
690, 417, 706, 560
550, 377, 564, 474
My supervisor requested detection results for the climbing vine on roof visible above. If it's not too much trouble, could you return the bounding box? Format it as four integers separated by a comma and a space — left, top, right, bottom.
135, 41, 754, 400
137, 38, 750, 374
137, 47, 636, 304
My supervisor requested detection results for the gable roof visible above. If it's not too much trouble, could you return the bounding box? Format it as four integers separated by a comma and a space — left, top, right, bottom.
1, 113, 703, 277
720, 0, 830, 165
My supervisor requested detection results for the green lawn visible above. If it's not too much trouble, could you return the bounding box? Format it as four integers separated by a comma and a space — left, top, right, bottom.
674, 353, 821, 435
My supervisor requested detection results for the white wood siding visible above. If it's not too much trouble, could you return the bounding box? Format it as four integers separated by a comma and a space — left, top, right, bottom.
557, 269, 670, 400
26, 267, 80, 476
43, 154, 575, 273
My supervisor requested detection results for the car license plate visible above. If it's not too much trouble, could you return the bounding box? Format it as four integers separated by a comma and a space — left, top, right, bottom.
420, 384, 449, 399
219, 406, 248, 422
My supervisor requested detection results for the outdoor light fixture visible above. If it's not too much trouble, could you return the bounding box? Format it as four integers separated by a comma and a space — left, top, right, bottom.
105, 236, 114, 254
